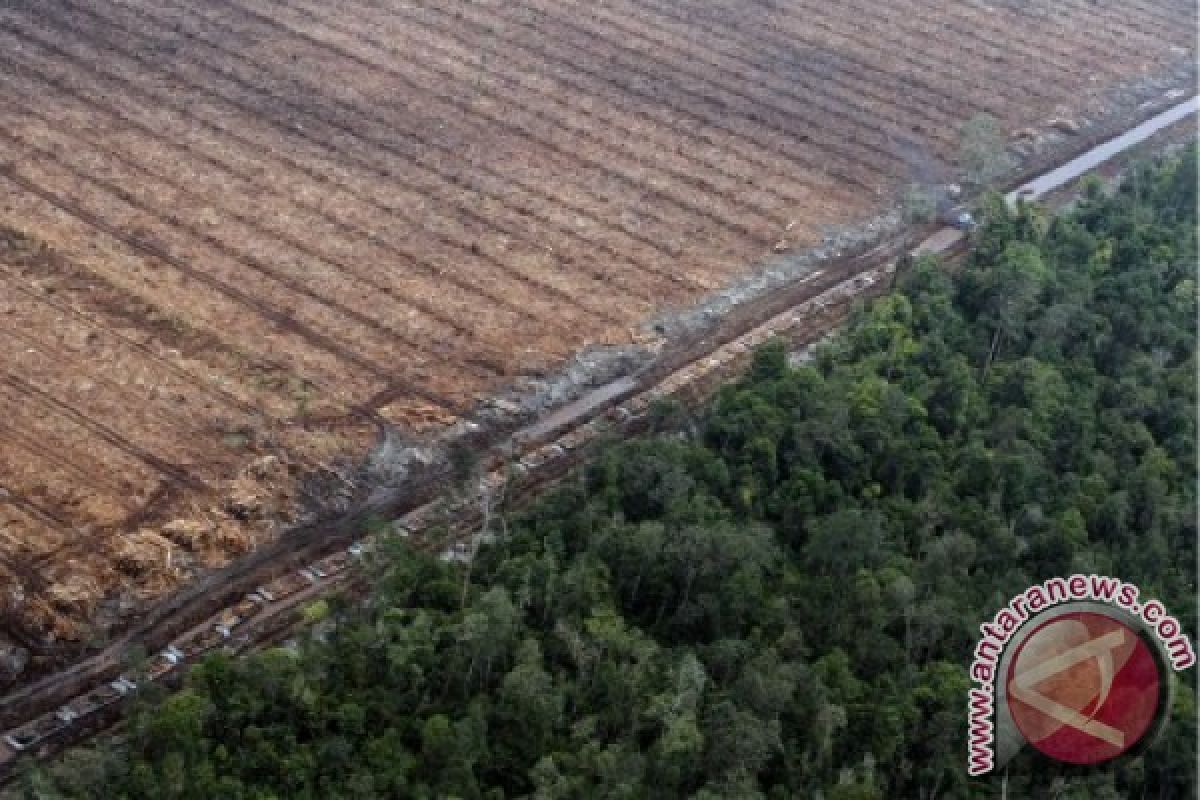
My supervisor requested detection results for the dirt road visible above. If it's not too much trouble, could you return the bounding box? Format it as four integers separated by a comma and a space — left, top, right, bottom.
1007, 94, 1198, 205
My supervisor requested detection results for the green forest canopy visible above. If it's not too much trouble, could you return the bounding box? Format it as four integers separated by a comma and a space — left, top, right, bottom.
13, 150, 1198, 799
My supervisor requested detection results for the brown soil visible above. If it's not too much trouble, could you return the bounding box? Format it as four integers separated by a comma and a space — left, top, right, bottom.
0, 0, 1193, 669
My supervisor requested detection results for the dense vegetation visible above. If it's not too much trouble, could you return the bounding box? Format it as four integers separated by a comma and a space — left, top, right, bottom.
14, 152, 1197, 798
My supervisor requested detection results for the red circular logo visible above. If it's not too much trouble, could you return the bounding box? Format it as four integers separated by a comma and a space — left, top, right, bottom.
1006, 611, 1162, 765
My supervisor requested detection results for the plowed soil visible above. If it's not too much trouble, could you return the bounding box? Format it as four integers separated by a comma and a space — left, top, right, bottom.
0, 0, 1193, 670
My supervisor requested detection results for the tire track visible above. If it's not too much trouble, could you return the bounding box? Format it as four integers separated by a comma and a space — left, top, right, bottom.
0, 374, 202, 490
0, 96, 592, 351
11, 4, 709, 294
0, 322, 207, 452
555, 0, 962, 152
262, 0, 836, 217
0, 417, 131, 500
0, 261, 316, 425
837, 0, 1126, 85
410, 0, 901, 189
619, 0, 991, 129
586, 0, 965, 144
175, 0, 785, 239
2, 150, 489, 409
0, 44, 669, 322
63, 0, 737, 271
0, 485, 74, 537
0, 162, 464, 416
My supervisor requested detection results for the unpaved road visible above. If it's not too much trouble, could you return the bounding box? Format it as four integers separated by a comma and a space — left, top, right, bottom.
1007, 95, 1199, 205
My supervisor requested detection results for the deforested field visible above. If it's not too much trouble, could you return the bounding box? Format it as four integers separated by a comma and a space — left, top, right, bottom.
0, 0, 1193, 667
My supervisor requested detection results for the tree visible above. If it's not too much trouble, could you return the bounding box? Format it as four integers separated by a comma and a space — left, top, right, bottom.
901, 183, 937, 224
977, 241, 1049, 375
493, 640, 562, 767
959, 113, 1014, 186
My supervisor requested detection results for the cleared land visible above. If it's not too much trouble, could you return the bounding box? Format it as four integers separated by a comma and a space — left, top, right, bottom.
0, 0, 1194, 671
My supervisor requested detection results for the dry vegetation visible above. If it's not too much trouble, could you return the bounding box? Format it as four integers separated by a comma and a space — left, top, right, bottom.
0, 0, 1193, 672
